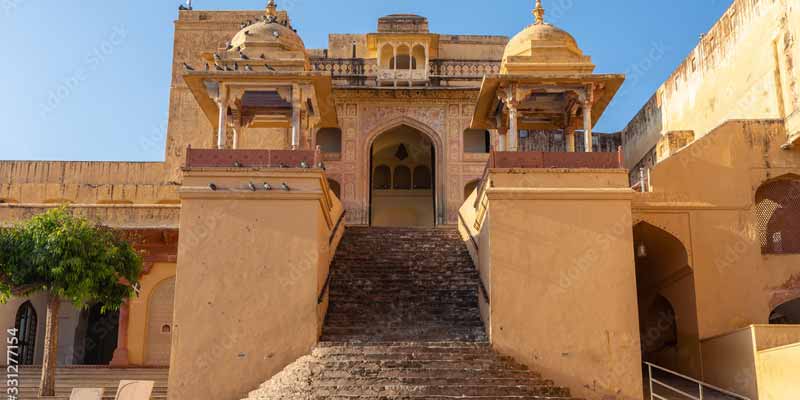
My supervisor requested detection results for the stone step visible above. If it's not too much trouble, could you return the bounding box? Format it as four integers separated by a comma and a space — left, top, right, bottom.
242, 227, 579, 400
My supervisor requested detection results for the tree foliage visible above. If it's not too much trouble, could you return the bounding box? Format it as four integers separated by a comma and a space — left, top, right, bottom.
0, 206, 142, 310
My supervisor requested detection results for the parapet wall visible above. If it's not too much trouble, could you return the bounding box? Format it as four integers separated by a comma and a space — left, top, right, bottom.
0, 161, 177, 205
622, 0, 799, 169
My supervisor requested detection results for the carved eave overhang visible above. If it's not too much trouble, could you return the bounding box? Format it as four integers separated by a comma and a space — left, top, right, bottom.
183, 70, 338, 128
366, 33, 440, 59
470, 73, 625, 130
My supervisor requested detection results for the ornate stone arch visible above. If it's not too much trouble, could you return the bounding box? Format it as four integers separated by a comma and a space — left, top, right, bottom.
361, 116, 446, 225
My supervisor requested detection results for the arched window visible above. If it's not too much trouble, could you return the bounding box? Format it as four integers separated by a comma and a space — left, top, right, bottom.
373, 165, 391, 190
327, 179, 341, 199
639, 295, 678, 354
464, 179, 480, 199
413, 166, 431, 189
393, 166, 412, 190
392, 45, 414, 69
754, 177, 800, 254
15, 301, 37, 365
380, 44, 394, 68
412, 45, 426, 70
464, 129, 491, 153
316, 128, 342, 153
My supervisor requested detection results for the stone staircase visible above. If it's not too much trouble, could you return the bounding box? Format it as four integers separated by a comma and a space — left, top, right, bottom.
244, 227, 581, 400
0, 366, 168, 399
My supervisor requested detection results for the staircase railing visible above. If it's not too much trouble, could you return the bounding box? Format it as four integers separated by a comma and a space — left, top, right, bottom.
645, 362, 750, 400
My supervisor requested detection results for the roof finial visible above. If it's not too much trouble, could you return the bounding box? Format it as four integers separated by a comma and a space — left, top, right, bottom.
533, 0, 545, 25
266, 0, 278, 20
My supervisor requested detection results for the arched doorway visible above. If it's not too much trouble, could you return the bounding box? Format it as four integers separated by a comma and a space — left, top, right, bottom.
370, 125, 435, 227
15, 301, 37, 365
633, 222, 701, 378
79, 304, 119, 365
146, 277, 176, 366
770, 297, 800, 324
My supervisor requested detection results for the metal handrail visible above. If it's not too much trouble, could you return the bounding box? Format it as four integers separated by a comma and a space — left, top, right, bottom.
645, 362, 750, 400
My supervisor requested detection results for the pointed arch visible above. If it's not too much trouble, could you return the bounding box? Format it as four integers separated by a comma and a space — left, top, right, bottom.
15, 301, 37, 365
361, 116, 445, 225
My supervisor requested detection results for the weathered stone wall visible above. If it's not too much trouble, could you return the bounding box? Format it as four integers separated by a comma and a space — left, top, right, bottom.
622, 0, 799, 169
0, 161, 176, 204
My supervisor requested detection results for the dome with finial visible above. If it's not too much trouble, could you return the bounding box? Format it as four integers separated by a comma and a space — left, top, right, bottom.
228, 0, 306, 57
501, 0, 595, 75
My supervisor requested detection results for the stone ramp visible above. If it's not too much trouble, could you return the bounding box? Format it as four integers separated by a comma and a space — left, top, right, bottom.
243, 227, 581, 399
0, 366, 168, 400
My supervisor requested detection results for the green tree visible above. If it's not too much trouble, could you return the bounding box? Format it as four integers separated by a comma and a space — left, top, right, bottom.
0, 207, 142, 397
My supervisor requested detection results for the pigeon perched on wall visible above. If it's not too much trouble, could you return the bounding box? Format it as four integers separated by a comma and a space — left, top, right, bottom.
263, 183, 273, 191
239, 51, 250, 60
183, 63, 195, 71
248, 182, 257, 192
281, 183, 290, 191
264, 64, 276, 71
244, 65, 254, 72
209, 183, 218, 191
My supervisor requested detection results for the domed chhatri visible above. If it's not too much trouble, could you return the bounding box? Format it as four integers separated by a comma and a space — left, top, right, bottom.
225, 0, 308, 70
501, 0, 595, 75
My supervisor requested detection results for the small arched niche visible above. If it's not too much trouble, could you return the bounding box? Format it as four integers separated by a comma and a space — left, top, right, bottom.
373, 165, 391, 190
413, 166, 431, 190
393, 166, 412, 190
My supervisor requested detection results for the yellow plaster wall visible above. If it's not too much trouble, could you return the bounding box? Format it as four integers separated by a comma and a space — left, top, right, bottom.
470, 169, 642, 400
699, 325, 800, 399
0, 161, 176, 205
623, 0, 799, 168
638, 121, 800, 338
756, 342, 800, 400
168, 169, 337, 400
127, 262, 177, 366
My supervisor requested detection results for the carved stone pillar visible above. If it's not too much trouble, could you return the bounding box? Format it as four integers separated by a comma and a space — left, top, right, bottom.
497, 127, 508, 152
583, 85, 595, 153
508, 104, 519, 152
109, 300, 130, 367
216, 98, 228, 150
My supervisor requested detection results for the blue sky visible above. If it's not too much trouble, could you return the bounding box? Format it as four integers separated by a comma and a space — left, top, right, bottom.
0, 0, 732, 161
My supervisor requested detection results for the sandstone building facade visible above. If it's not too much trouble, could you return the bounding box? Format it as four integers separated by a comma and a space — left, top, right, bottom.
1, 0, 799, 399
